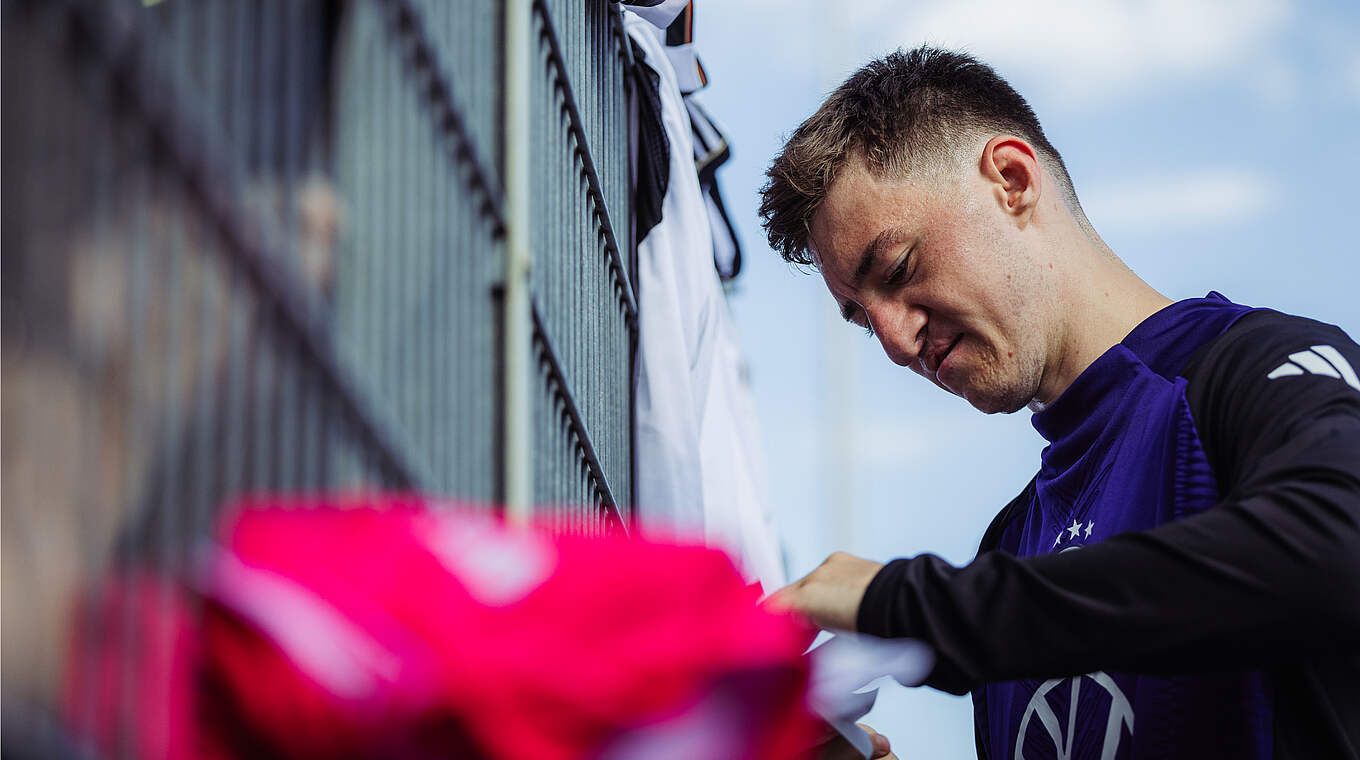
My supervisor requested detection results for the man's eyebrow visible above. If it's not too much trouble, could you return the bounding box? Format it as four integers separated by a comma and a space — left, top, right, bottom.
850, 227, 898, 290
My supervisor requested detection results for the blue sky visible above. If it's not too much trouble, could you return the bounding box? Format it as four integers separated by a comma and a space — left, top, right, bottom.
694, 1, 1360, 754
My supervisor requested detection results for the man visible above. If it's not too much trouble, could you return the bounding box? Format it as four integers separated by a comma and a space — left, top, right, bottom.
761, 47, 1360, 759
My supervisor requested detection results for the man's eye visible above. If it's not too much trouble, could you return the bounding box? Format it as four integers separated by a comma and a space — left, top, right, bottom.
844, 306, 874, 337
885, 252, 912, 285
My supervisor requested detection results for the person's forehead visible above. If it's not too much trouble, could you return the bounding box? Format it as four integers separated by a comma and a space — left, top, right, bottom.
810, 162, 929, 277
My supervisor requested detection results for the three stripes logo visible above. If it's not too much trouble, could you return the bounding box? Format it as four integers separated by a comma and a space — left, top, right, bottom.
1266, 345, 1360, 391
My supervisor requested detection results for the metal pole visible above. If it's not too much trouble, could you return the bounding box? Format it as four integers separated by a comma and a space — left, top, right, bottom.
503, 0, 534, 523
820, 6, 858, 555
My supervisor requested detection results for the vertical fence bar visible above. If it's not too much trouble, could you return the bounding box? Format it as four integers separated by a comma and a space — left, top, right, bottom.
504, 0, 534, 522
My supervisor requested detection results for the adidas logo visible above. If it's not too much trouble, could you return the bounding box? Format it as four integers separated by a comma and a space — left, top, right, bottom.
1266, 345, 1360, 391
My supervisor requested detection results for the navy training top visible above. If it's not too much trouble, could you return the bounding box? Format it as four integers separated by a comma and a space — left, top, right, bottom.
859, 292, 1360, 759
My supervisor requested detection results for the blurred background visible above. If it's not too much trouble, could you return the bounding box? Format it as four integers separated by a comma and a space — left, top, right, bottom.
695, 0, 1360, 755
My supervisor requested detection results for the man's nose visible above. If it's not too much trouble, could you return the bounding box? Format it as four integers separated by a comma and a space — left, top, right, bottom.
866, 303, 922, 368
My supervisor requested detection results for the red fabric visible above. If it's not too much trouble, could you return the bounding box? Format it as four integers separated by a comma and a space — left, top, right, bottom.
68, 495, 818, 759
207, 498, 818, 759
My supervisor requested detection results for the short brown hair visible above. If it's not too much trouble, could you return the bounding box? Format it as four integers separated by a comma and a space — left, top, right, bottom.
759, 46, 1082, 266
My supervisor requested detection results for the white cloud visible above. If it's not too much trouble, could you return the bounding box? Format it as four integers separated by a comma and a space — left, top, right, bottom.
863, 0, 1292, 107
1080, 168, 1273, 232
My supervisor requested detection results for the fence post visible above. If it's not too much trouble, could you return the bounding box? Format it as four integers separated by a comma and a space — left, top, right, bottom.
503, 0, 534, 524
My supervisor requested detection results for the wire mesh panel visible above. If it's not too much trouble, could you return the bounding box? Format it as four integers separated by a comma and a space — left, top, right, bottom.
330, 0, 507, 500
1, 0, 635, 753
528, 0, 635, 533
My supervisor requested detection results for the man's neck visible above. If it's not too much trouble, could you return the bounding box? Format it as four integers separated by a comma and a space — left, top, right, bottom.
1032, 248, 1173, 411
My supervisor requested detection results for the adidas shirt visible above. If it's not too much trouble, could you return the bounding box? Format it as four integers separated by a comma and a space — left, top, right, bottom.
858, 293, 1360, 759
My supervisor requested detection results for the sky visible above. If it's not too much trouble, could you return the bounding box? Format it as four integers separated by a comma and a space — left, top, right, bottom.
692, 1, 1360, 755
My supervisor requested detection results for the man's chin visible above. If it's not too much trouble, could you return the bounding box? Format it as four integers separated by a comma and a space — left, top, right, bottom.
926, 372, 1026, 414
962, 388, 1030, 415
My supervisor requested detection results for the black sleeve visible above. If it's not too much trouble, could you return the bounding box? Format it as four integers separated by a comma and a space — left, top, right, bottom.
856, 311, 1360, 696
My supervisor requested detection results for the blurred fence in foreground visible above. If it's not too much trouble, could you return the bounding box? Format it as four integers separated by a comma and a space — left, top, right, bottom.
1, 0, 637, 753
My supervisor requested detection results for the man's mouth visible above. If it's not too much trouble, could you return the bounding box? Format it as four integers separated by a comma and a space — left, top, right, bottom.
924, 335, 962, 375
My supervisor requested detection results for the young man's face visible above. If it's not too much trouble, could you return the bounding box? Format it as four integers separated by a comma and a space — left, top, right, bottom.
807, 155, 1055, 414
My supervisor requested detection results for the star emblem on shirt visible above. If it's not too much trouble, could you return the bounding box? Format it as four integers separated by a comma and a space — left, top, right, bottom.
1067, 519, 1083, 539
1055, 520, 1097, 549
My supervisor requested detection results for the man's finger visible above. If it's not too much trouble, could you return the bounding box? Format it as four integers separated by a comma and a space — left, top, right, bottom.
857, 723, 892, 758
795, 725, 894, 760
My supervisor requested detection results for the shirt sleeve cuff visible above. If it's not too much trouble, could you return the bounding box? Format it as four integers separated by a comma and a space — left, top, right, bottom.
856, 557, 913, 638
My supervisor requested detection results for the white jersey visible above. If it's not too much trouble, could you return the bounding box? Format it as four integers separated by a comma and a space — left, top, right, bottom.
625, 11, 785, 590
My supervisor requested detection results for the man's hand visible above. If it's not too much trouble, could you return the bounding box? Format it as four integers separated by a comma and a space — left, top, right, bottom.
766, 552, 884, 632
796, 723, 895, 760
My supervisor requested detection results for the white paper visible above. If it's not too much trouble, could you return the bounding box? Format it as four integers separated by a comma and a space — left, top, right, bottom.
806, 634, 937, 758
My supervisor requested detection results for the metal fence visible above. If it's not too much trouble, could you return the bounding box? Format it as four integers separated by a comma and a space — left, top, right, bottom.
1, 0, 636, 752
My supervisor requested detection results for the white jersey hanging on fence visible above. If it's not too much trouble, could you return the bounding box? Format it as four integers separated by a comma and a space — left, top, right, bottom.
624, 6, 785, 590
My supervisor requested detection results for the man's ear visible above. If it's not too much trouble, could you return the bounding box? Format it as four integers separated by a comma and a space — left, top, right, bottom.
979, 136, 1042, 227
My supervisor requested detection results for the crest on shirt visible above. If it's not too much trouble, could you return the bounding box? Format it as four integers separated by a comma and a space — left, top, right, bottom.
1014, 671, 1134, 760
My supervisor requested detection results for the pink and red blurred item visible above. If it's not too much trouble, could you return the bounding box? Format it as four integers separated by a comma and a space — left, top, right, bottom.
66, 495, 820, 759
